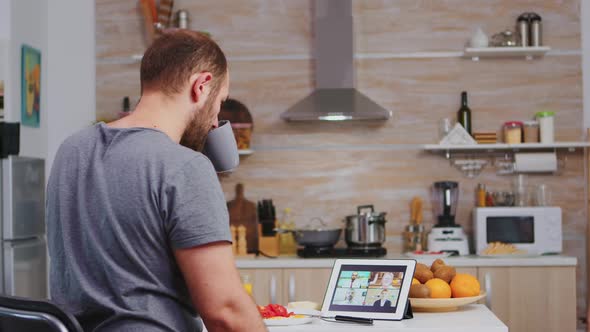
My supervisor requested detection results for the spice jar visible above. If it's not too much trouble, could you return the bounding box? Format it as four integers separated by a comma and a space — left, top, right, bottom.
523, 121, 539, 143
535, 111, 555, 143
503, 121, 523, 144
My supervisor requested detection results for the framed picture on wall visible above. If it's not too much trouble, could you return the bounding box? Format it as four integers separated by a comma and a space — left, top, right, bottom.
21, 45, 41, 128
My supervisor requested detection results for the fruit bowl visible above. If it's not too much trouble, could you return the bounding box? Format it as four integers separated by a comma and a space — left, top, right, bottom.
410, 291, 486, 312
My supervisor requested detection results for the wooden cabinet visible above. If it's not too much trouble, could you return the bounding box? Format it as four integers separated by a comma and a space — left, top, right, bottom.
242, 267, 476, 305
455, 267, 477, 275
282, 268, 332, 304
238, 268, 331, 305
238, 268, 283, 305
239, 264, 577, 331
478, 266, 576, 332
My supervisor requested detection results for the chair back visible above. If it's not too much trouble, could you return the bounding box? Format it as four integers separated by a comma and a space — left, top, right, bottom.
0, 295, 83, 332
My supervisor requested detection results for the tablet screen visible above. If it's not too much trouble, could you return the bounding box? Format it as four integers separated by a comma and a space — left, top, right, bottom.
328, 264, 408, 313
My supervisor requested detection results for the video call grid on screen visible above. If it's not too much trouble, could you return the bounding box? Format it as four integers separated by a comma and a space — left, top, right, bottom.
328, 264, 408, 313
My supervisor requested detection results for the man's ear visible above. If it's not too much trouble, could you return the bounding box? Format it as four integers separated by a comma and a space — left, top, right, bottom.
189, 72, 213, 104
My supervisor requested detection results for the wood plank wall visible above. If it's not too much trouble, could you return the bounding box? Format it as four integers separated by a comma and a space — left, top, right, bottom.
96, 0, 585, 321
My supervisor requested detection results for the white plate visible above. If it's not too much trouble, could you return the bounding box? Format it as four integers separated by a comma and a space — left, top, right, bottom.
263, 316, 314, 326
404, 252, 452, 259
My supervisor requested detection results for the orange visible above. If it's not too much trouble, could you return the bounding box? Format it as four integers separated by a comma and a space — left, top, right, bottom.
450, 274, 480, 298
424, 278, 451, 298
412, 278, 420, 285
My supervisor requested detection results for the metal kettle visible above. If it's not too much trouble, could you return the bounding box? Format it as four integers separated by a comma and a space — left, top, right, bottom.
344, 205, 387, 248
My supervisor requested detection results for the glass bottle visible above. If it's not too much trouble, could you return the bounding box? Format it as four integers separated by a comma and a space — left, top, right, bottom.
0, 80, 4, 121
241, 274, 253, 297
476, 184, 486, 207
119, 96, 131, 118
457, 91, 472, 135
279, 208, 297, 255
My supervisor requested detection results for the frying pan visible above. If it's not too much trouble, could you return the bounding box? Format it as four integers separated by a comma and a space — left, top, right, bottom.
276, 218, 342, 247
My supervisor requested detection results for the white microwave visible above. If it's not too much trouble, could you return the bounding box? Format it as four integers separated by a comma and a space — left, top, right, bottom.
473, 207, 562, 255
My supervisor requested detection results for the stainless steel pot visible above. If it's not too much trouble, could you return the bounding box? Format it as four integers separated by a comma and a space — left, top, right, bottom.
344, 205, 387, 248
277, 218, 342, 248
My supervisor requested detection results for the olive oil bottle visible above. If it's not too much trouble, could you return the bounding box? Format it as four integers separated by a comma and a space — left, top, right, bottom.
457, 91, 472, 135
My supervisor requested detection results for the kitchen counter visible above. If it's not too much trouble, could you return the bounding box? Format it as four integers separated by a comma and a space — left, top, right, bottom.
266, 305, 507, 332
235, 255, 576, 332
235, 254, 577, 269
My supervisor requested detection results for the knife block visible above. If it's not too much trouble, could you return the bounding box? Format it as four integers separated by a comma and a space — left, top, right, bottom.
258, 224, 280, 257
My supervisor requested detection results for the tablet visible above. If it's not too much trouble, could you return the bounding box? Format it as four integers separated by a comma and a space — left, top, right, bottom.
321, 259, 416, 321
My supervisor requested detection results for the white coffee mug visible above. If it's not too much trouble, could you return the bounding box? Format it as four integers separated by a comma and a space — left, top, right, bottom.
203, 120, 240, 173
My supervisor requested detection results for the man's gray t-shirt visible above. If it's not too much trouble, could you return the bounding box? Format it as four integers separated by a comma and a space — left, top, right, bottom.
47, 123, 231, 332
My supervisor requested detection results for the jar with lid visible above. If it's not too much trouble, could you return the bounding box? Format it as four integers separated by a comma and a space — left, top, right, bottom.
523, 120, 539, 143
491, 30, 518, 47
503, 121, 523, 144
535, 111, 555, 143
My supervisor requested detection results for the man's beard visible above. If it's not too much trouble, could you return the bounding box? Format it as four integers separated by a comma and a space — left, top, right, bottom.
180, 95, 217, 152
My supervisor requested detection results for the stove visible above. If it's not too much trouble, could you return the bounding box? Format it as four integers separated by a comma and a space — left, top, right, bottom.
297, 246, 387, 258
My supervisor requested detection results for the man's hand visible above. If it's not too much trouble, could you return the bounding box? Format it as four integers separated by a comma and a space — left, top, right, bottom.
174, 242, 266, 332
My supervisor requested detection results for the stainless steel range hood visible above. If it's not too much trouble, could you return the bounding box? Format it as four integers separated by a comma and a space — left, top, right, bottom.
280, 0, 392, 122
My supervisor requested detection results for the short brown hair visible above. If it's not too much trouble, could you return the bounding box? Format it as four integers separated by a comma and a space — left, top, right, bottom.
140, 30, 227, 96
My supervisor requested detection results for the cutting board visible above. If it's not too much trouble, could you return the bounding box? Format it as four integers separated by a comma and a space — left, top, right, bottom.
227, 183, 258, 254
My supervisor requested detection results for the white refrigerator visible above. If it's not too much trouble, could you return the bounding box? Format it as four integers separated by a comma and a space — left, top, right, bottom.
0, 156, 47, 299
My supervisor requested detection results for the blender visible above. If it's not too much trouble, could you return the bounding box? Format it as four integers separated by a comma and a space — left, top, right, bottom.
428, 181, 470, 256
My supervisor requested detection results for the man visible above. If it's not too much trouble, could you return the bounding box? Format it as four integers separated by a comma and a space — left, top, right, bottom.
46, 30, 266, 332
380, 272, 394, 289
372, 289, 392, 308
345, 289, 356, 304
348, 272, 363, 288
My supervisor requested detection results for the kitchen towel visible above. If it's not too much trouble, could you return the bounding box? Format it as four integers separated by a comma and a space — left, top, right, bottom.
513, 152, 557, 173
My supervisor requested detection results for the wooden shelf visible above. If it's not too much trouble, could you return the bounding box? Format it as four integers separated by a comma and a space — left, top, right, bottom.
97, 46, 580, 65
423, 142, 590, 152
464, 46, 551, 61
